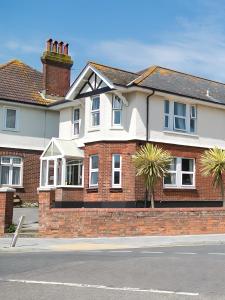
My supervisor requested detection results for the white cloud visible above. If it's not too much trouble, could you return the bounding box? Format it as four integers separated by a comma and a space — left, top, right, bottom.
90, 15, 225, 82
4, 40, 41, 54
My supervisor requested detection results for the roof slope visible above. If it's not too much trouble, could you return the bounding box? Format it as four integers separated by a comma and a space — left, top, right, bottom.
89, 62, 139, 86
134, 66, 225, 105
0, 60, 50, 105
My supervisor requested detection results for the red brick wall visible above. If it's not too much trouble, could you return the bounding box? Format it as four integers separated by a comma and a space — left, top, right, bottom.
38, 190, 225, 237
0, 147, 41, 203
0, 190, 14, 235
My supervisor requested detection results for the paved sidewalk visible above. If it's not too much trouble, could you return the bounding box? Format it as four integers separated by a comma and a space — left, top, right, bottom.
1, 233, 225, 253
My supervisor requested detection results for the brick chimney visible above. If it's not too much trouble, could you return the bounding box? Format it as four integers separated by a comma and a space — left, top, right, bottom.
41, 39, 73, 98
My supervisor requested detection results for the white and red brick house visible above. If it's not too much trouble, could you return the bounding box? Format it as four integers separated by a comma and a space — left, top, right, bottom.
0, 39, 73, 203
40, 59, 225, 208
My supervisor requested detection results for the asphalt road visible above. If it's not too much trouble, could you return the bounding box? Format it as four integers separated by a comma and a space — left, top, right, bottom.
1, 244, 225, 299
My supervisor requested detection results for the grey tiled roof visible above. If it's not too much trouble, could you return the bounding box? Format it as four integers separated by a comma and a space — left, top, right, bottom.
135, 66, 225, 105
89, 62, 225, 106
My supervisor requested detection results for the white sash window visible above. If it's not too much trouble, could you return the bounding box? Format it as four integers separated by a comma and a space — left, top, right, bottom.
0, 156, 23, 186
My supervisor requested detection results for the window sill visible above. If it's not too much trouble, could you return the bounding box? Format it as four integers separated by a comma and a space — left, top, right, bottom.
110, 126, 124, 130
110, 188, 123, 193
163, 187, 196, 191
163, 130, 199, 138
0, 185, 23, 189
57, 185, 84, 189
2, 128, 19, 132
88, 127, 100, 133
86, 187, 98, 193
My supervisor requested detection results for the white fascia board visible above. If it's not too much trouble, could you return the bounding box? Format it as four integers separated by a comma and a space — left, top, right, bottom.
40, 138, 54, 158
1, 143, 45, 152
65, 65, 115, 100
0, 99, 49, 111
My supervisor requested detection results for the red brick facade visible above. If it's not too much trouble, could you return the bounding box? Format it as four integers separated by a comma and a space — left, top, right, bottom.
38, 189, 225, 237
0, 147, 41, 203
56, 141, 222, 204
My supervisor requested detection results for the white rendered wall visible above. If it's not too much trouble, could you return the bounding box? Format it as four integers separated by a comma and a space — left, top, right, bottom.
0, 103, 59, 151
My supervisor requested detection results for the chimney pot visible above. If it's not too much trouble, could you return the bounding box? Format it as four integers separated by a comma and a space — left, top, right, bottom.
52, 41, 58, 53
64, 43, 69, 55
46, 38, 52, 52
58, 41, 64, 54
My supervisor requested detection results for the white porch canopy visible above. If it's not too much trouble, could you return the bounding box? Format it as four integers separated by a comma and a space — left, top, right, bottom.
40, 138, 84, 188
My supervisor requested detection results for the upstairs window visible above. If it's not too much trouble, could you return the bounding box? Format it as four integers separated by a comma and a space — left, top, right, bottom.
89, 155, 99, 187
73, 108, 80, 136
91, 96, 100, 126
0, 156, 22, 186
164, 100, 197, 134
4, 108, 18, 131
164, 157, 195, 188
112, 96, 122, 126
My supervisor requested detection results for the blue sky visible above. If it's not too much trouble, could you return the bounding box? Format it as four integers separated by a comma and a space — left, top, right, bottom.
1, 0, 225, 81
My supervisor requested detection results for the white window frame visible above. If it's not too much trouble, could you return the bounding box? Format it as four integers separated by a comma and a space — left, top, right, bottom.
112, 154, 122, 188
0, 156, 23, 187
73, 108, 80, 137
89, 155, 99, 187
112, 95, 123, 126
3, 107, 19, 131
91, 96, 100, 127
164, 157, 195, 189
40, 157, 84, 188
164, 100, 197, 134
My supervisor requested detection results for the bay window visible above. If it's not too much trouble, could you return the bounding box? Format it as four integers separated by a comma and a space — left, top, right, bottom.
89, 155, 99, 187
164, 157, 195, 188
164, 100, 197, 133
0, 156, 22, 186
73, 108, 80, 136
66, 160, 83, 186
112, 154, 122, 187
112, 96, 122, 126
91, 96, 100, 126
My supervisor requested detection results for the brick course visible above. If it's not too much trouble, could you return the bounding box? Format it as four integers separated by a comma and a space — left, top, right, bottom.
0, 147, 41, 203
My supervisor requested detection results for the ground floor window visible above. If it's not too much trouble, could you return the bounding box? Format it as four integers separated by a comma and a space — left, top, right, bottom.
164, 157, 195, 188
112, 154, 122, 187
89, 155, 99, 187
0, 156, 23, 186
66, 160, 83, 186
40, 158, 83, 187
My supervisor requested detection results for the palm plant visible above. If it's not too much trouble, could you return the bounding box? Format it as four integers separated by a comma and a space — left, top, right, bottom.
132, 144, 172, 208
201, 147, 225, 207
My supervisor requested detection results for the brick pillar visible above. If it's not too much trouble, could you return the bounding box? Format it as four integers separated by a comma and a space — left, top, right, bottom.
38, 188, 55, 235
0, 188, 15, 236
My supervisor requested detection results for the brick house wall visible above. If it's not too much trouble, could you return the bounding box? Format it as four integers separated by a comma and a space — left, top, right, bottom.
0, 147, 41, 203
55, 140, 222, 205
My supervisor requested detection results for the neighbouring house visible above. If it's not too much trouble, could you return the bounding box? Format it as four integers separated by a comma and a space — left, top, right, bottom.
40, 51, 225, 208
0, 39, 73, 203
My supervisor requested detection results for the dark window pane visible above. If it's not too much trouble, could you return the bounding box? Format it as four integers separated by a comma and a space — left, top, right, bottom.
164, 173, 176, 185
114, 111, 121, 125
114, 154, 120, 168
113, 97, 122, 109
174, 102, 186, 116
92, 97, 100, 110
6, 109, 16, 129
164, 115, 169, 128
174, 117, 186, 130
190, 119, 195, 133
12, 167, 20, 185
164, 100, 169, 114
74, 109, 79, 121
182, 174, 193, 185
91, 171, 98, 185
182, 159, 193, 172
114, 171, 120, 184
91, 156, 99, 169
1, 166, 10, 184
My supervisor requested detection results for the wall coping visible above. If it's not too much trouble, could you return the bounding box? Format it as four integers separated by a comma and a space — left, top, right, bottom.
49, 206, 225, 213
0, 187, 16, 193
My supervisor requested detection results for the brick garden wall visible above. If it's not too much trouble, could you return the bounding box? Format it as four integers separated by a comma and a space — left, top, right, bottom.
39, 189, 225, 237
0, 147, 41, 203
